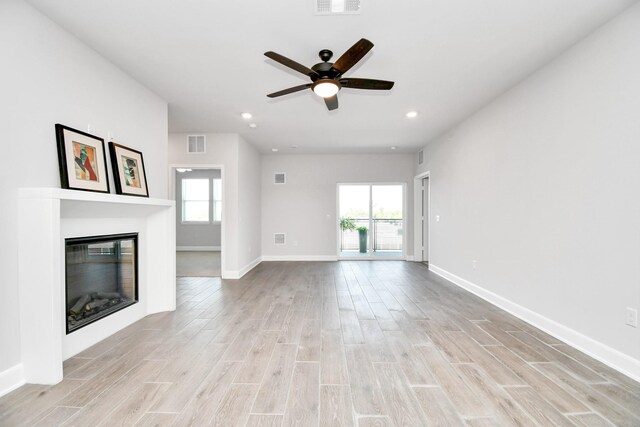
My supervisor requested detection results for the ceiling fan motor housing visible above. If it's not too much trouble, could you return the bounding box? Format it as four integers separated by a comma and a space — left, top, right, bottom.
311, 61, 339, 80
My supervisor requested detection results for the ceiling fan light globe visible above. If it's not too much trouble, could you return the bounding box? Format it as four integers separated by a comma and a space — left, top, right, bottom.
312, 80, 340, 98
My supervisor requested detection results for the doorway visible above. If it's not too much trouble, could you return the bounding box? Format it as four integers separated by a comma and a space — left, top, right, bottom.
171, 166, 224, 277
337, 183, 405, 259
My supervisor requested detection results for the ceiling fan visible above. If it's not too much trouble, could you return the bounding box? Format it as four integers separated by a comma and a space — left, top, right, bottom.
264, 38, 394, 111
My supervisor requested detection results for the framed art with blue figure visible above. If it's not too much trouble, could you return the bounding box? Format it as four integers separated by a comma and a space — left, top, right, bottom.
108, 142, 149, 197
55, 123, 110, 193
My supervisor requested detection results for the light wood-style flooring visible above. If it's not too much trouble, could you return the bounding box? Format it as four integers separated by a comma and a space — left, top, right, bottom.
1, 261, 639, 426
176, 251, 221, 277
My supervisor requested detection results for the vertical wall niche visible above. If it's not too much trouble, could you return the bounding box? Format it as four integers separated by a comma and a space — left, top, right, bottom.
65, 233, 138, 333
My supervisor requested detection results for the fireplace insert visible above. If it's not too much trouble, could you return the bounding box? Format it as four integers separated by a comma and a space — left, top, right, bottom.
65, 233, 138, 333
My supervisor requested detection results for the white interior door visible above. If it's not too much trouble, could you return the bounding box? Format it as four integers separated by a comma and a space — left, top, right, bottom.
422, 177, 429, 263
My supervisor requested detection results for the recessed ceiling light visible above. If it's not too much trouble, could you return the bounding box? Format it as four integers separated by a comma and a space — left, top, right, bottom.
241, 112, 252, 119
249, 123, 257, 128
406, 111, 418, 118
271, 148, 278, 152
390, 146, 396, 150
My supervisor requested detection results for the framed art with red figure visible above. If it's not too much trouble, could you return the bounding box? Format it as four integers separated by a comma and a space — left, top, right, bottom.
55, 124, 110, 193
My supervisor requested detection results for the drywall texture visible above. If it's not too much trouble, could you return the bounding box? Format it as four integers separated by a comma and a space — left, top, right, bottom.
175, 168, 222, 248
238, 137, 262, 268
0, 1, 168, 378
417, 3, 640, 362
168, 133, 262, 276
261, 154, 415, 258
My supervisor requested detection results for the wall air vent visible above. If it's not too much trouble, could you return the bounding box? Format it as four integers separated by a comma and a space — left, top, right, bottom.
315, 0, 361, 15
274, 173, 286, 184
187, 135, 206, 153
418, 149, 424, 165
274, 233, 286, 245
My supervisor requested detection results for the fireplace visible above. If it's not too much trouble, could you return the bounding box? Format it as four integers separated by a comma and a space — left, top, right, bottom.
65, 233, 138, 333
18, 188, 174, 384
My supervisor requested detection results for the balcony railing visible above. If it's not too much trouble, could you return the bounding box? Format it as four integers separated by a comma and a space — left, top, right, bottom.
340, 218, 403, 252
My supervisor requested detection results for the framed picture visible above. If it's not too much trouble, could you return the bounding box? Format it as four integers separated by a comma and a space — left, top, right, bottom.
55, 124, 110, 193
108, 142, 149, 197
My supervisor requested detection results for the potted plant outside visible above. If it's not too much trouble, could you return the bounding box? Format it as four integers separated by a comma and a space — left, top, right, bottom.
357, 226, 368, 253
339, 217, 356, 232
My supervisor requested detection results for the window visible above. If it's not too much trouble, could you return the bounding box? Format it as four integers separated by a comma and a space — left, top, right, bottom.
182, 179, 209, 222
213, 178, 222, 222
338, 183, 404, 257
181, 176, 222, 223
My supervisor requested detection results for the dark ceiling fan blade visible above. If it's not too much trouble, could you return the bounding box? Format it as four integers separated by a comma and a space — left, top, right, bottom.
267, 84, 312, 98
324, 95, 338, 111
332, 38, 374, 75
264, 51, 318, 78
339, 78, 394, 90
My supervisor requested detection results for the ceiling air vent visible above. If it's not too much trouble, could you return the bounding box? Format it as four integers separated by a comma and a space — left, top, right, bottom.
418, 150, 424, 165
274, 233, 286, 245
315, 0, 361, 15
187, 135, 206, 153
274, 172, 286, 184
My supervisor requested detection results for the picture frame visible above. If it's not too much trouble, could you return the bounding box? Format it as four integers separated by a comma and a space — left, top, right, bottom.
55, 124, 110, 193
108, 142, 149, 197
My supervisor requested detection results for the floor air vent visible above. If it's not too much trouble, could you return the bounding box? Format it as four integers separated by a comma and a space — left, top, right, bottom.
274, 173, 286, 184
274, 233, 286, 245
187, 135, 206, 153
315, 0, 361, 15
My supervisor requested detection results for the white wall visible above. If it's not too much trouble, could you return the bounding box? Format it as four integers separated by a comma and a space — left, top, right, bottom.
168, 133, 261, 277
0, 0, 168, 389
417, 3, 640, 376
261, 154, 415, 259
175, 169, 222, 248
238, 137, 263, 271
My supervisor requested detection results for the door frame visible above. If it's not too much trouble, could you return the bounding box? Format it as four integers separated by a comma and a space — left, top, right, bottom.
169, 163, 227, 278
413, 171, 430, 263
336, 182, 407, 260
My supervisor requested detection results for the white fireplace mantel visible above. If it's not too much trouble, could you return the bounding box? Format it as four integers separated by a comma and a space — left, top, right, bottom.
18, 188, 176, 384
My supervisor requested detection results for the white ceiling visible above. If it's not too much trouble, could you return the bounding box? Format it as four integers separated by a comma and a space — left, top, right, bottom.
27, 0, 637, 154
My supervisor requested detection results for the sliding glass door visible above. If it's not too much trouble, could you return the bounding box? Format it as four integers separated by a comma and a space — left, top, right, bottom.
338, 183, 404, 258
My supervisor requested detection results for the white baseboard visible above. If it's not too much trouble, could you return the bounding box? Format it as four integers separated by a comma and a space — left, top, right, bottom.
0, 364, 25, 398
223, 256, 262, 279
176, 246, 221, 251
429, 264, 640, 382
261, 255, 338, 262
406, 256, 415, 261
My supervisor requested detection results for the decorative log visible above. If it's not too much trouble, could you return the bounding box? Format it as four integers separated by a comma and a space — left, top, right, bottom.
69, 295, 91, 316
85, 298, 109, 311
